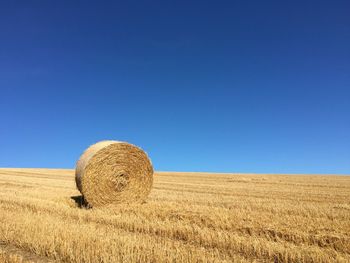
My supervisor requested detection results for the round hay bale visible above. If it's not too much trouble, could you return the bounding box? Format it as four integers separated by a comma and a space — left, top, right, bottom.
75, 140, 153, 207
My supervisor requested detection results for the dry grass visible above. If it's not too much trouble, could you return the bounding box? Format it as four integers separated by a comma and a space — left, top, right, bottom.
0, 168, 349, 262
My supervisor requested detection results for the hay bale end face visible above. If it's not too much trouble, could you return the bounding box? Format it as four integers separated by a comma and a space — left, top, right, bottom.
75, 141, 153, 207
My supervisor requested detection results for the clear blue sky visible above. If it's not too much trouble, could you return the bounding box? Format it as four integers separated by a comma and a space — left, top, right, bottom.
1, 1, 349, 174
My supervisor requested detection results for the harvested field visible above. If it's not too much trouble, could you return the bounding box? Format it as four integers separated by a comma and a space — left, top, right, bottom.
0, 168, 349, 262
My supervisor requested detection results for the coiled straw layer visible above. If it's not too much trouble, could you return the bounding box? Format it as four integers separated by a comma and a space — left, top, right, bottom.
75, 141, 153, 207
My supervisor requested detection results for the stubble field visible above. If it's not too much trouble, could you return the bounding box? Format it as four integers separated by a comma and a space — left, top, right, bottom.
0, 168, 349, 262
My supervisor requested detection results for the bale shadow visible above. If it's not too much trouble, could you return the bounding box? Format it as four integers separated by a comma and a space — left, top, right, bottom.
71, 195, 91, 209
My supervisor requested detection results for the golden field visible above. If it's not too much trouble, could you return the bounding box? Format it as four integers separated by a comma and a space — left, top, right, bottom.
0, 168, 349, 263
